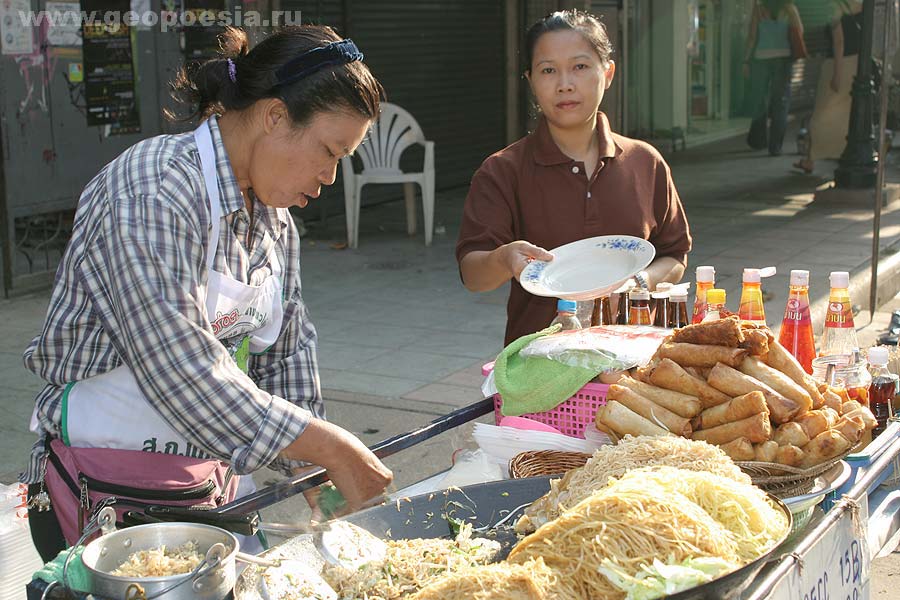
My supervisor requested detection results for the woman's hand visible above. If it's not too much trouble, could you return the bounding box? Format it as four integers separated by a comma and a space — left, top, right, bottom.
282, 419, 393, 511
830, 71, 841, 93
498, 241, 554, 279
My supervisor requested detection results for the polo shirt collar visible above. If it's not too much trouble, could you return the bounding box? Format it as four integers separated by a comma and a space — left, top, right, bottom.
532, 111, 620, 166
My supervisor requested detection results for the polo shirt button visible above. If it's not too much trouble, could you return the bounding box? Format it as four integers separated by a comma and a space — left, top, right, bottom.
571, 166, 580, 174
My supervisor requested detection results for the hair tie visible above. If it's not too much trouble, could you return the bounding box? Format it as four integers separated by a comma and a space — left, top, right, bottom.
226, 58, 237, 83
273, 39, 364, 89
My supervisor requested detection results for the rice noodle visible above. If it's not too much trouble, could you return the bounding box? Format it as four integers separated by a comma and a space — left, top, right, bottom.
110, 541, 203, 578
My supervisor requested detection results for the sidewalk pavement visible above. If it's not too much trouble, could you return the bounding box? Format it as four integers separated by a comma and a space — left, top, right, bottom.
1, 127, 900, 493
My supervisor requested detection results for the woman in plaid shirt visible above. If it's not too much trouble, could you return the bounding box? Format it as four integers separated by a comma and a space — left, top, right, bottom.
22, 26, 392, 559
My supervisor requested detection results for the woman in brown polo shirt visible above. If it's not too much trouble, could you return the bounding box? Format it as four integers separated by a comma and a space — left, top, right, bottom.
456, 10, 692, 345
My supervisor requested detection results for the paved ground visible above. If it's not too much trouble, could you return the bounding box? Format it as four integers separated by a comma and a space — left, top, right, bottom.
1, 127, 899, 591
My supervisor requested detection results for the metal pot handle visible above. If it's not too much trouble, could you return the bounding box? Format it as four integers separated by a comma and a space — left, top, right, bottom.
97, 505, 117, 536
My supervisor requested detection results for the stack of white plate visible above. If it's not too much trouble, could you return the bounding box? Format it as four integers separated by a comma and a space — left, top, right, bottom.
472, 423, 597, 467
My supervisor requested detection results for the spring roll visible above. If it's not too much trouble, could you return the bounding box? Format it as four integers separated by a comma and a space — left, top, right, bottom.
616, 375, 703, 418
738, 357, 813, 414
720, 437, 756, 461
606, 385, 693, 436
773, 421, 810, 447
755, 440, 779, 462
739, 329, 770, 357
801, 430, 853, 468
648, 358, 732, 409
795, 410, 832, 440
658, 342, 749, 368
823, 389, 843, 413
693, 391, 768, 430
834, 414, 865, 444
691, 413, 772, 445
775, 444, 805, 467
764, 341, 825, 405
671, 317, 745, 347
707, 363, 801, 424
596, 400, 674, 438
842, 406, 878, 430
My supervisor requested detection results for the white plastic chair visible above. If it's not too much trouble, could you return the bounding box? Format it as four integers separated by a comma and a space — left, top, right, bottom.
341, 102, 435, 248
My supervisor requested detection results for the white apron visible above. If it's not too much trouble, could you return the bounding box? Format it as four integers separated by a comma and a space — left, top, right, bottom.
54, 119, 284, 451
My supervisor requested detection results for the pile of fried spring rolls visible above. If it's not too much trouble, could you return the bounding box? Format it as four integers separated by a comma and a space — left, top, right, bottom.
595, 317, 877, 468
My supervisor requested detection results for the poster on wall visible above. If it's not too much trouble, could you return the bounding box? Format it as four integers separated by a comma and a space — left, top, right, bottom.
81, 0, 140, 130
183, 0, 225, 61
0, 0, 34, 55
47, 2, 83, 46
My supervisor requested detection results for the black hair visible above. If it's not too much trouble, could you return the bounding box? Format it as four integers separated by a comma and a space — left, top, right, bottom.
167, 26, 383, 125
524, 10, 613, 74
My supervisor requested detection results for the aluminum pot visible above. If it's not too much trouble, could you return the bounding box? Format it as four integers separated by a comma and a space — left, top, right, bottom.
80, 507, 237, 600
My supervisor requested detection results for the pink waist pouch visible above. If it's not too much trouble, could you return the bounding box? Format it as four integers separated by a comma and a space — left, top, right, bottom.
43, 438, 239, 545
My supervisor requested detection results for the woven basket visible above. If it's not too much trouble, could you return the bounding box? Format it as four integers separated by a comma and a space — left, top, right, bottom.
736, 449, 854, 498
509, 450, 592, 479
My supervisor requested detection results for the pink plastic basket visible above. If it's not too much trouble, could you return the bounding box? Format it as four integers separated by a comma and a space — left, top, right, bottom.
490, 384, 609, 438
483, 361, 609, 438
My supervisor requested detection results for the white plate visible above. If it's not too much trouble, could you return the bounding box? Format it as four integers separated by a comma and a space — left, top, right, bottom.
518, 236, 656, 301
783, 460, 853, 513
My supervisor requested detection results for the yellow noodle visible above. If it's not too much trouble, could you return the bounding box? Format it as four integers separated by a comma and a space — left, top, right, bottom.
518, 435, 751, 533
409, 558, 561, 600
508, 467, 789, 600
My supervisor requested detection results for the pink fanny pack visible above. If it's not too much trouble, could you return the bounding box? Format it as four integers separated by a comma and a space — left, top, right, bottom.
43, 438, 239, 544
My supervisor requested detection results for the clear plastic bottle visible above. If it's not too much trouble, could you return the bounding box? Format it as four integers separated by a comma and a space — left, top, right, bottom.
701, 289, 727, 322
819, 271, 859, 358
738, 267, 776, 326
550, 299, 582, 331
778, 270, 816, 374
692, 266, 716, 323
867, 346, 896, 438
628, 289, 652, 325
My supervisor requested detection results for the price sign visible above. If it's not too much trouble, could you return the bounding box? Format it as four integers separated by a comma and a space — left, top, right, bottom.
768, 503, 870, 600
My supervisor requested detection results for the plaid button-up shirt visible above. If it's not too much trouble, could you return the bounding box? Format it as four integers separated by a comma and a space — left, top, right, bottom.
21, 116, 323, 483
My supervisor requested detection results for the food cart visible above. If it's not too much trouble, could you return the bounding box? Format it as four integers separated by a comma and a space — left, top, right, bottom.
25, 395, 900, 600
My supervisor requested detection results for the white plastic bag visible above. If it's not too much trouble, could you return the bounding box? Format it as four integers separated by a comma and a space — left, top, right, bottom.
519, 325, 669, 372
0, 483, 45, 600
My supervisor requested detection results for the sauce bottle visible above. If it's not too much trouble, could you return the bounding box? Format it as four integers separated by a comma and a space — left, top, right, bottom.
668, 288, 690, 328
778, 270, 816, 374
701, 289, 726, 322
591, 296, 613, 326
867, 346, 896, 438
820, 271, 859, 358
692, 266, 716, 323
738, 267, 776, 326
628, 289, 652, 325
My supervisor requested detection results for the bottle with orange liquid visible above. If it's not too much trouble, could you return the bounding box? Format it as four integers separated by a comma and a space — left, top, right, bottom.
692, 266, 715, 323
628, 289, 652, 325
819, 271, 859, 358
738, 267, 776, 326
778, 270, 816, 374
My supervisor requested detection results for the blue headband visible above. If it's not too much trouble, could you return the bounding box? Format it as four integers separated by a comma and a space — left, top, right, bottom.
273, 39, 364, 88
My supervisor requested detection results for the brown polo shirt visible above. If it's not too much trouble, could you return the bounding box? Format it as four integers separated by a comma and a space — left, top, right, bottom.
456, 113, 692, 345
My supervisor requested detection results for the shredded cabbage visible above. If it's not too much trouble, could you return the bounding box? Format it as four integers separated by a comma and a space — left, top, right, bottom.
598, 556, 737, 600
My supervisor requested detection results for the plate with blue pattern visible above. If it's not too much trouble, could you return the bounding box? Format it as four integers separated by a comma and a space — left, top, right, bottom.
518, 235, 655, 301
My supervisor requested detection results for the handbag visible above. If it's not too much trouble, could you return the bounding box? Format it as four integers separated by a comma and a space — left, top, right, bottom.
42, 438, 239, 544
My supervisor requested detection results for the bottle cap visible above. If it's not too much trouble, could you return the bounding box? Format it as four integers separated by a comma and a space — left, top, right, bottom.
868, 346, 890, 366
790, 270, 810, 286
670, 290, 688, 302
696, 266, 715, 283
742, 267, 777, 283
655, 282, 673, 292
557, 299, 577, 313
706, 289, 726, 305
830, 271, 850, 288
651, 291, 670, 300
629, 289, 650, 301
